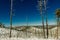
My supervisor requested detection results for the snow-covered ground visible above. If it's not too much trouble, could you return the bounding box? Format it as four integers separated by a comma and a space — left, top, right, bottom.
0, 27, 60, 40
0, 38, 59, 40
0, 27, 43, 38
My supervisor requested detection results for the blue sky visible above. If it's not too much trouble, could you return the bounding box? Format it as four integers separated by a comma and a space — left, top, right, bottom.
0, 0, 60, 27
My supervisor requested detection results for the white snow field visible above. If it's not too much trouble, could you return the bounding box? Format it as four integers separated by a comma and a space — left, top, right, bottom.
0, 38, 59, 40
0, 27, 60, 40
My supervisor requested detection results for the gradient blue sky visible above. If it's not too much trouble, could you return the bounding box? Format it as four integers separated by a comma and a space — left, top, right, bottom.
0, 0, 60, 27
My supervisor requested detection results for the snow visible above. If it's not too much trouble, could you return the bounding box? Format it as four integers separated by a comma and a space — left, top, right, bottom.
0, 38, 59, 40
0, 27, 60, 40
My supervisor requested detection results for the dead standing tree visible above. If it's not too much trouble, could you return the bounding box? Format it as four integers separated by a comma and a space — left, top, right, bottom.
9, 0, 13, 38
38, 0, 48, 38
44, 0, 48, 38
38, 0, 45, 38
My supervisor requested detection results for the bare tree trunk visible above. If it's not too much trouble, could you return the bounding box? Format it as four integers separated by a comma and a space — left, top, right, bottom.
46, 13, 48, 38
9, 0, 13, 38
40, 0, 45, 38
